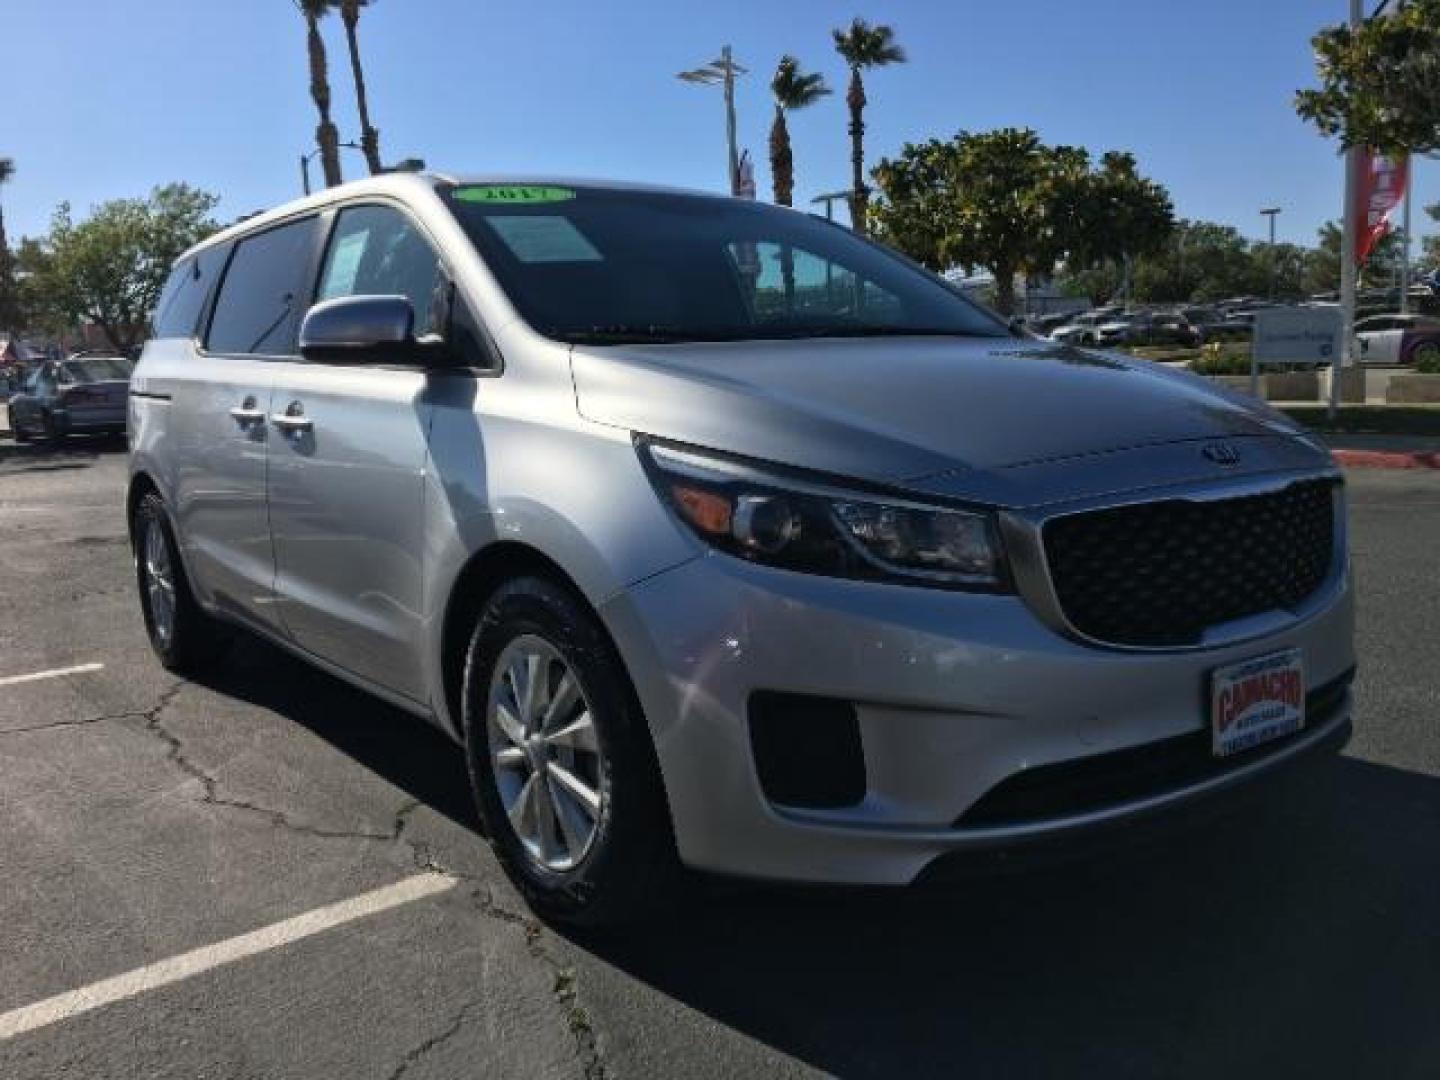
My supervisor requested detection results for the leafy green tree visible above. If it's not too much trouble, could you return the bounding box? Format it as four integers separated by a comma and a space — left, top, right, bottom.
768, 55, 830, 208
871, 129, 1173, 315
832, 18, 905, 236
1423, 203, 1440, 269
1296, 0, 1440, 154
296, 0, 343, 187
1050, 149, 1173, 299
338, 0, 384, 175
26, 184, 220, 352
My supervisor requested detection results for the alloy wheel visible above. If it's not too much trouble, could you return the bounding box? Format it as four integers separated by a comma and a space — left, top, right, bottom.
486, 635, 605, 872
142, 519, 176, 648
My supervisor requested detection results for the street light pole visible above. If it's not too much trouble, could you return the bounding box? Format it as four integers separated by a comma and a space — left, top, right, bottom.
1261, 207, 1282, 299
299, 141, 364, 196
678, 46, 747, 195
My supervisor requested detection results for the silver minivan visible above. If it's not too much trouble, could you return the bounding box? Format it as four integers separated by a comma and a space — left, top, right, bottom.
129, 174, 1355, 924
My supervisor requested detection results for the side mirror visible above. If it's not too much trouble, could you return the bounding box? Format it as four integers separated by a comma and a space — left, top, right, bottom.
299, 295, 441, 365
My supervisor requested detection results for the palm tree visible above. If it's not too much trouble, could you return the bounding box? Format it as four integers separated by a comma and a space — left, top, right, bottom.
338, 0, 384, 175
831, 18, 906, 236
0, 158, 14, 331
768, 56, 830, 208
296, 0, 343, 187
0, 158, 13, 254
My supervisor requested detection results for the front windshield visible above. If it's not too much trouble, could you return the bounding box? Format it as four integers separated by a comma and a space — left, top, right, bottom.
443, 184, 1007, 344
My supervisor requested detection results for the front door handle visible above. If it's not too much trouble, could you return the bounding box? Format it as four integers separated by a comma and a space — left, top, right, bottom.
229, 396, 265, 426
271, 401, 313, 434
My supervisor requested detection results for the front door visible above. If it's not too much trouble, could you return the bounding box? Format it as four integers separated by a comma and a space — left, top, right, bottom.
266, 203, 447, 701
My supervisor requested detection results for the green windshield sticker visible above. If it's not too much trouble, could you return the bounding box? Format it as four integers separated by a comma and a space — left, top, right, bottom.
453, 185, 576, 205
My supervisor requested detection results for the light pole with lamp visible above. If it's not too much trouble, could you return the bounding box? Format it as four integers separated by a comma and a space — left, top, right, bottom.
677, 46, 747, 196
1260, 206, 1282, 299
300, 141, 363, 196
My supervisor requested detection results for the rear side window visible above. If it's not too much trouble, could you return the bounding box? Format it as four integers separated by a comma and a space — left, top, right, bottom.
152, 245, 226, 339
206, 217, 319, 356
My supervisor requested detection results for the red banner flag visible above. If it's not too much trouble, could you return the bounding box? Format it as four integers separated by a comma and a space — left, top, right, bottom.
1355, 150, 1409, 266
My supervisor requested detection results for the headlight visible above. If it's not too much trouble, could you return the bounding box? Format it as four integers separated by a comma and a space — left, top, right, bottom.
639, 439, 1009, 590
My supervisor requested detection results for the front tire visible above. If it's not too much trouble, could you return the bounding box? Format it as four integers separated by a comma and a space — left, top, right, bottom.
133, 491, 231, 674
462, 576, 676, 927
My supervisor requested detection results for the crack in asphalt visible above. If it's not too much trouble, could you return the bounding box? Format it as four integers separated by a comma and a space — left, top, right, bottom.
4, 679, 611, 1079
0, 683, 185, 737
383, 993, 489, 1080
142, 682, 401, 844
389, 803, 611, 1078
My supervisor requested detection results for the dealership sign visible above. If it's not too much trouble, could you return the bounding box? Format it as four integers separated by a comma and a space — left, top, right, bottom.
1253, 307, 1343, 365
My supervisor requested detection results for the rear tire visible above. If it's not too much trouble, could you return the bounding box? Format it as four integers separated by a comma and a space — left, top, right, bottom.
461, 576, 677, 927
132, 491, 231, 674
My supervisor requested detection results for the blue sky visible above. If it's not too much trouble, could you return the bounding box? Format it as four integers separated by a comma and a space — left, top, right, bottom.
2, 0, 1432, 250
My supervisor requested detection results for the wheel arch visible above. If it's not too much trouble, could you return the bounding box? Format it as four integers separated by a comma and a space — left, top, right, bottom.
439, 541, 608, 743
126, 471, 162, 549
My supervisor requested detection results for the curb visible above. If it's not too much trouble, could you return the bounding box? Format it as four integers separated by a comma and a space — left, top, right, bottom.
1331, 448, 1440, 470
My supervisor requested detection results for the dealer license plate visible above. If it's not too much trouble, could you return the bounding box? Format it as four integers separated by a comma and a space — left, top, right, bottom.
1210, 648, 1305, 758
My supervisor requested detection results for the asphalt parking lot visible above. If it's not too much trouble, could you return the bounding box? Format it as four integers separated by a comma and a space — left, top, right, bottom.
1, 436, 1437, 1079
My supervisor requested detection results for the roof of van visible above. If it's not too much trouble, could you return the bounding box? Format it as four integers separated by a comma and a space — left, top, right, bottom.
182, 173, 729, 262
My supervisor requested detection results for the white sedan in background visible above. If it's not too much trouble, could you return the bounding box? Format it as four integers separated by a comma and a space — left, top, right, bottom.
1355, 314, 1440, 366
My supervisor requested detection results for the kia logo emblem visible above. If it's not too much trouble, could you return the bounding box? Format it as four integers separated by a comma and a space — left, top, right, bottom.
1202, 442, 1241, 467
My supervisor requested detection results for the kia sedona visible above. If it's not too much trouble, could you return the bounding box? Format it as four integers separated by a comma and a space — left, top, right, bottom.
128, 174, 1355, 924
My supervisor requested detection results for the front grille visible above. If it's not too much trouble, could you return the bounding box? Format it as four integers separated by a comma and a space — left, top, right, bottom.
956, 669, 1354, 827
1043, 478, 1336, 648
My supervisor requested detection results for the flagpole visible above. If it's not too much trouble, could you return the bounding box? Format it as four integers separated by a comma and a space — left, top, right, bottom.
1400, 167, 1413, 315
1331, 0, 1364, 421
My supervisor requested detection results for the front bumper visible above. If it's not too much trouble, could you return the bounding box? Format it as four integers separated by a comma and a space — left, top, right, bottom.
602, 548, 1355, 885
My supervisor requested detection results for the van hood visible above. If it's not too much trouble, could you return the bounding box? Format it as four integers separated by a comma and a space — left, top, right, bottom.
570, 337, 1319, 502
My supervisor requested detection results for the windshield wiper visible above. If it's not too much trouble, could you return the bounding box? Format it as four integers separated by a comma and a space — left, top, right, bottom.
752, 325, 1001, 340
564, 324, 697, 344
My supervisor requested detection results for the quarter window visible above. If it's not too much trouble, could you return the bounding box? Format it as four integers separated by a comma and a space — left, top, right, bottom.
152, 245, 227, 340
206, 218, 319, 356
318, 205, 444, 335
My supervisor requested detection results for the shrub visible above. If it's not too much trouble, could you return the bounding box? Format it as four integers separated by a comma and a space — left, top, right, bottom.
1190, 343, 1253, 376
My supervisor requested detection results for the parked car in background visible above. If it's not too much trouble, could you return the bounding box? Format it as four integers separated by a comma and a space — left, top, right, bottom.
8, 353, 132, 443
1049, 308, 1121, 345
1355, 314, 1440, 366
1097, 312, 1200, 348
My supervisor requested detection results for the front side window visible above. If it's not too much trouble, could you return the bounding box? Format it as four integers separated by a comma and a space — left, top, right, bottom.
317, 204, 445, 335
443, 185, 1006, 345
206, 217, 319, 356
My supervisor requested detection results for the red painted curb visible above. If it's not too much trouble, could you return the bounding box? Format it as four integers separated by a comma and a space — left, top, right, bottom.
1331, 448, 1440, 470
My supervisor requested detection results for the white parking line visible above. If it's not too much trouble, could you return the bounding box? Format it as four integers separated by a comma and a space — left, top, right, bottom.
0, 872, 457, 1041
0, 663, 105, 688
